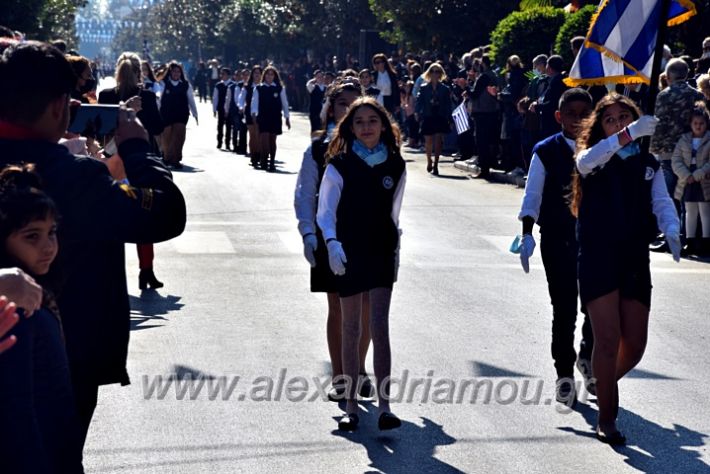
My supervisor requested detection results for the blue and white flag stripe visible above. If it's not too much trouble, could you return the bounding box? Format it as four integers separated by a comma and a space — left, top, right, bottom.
566, 0, 696, 87
451, 102, 470, 135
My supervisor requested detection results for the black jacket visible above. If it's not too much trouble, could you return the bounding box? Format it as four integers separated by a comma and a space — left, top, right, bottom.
0, 137, 186, 386
98, 87, 164, 137
372, 70, 401, 114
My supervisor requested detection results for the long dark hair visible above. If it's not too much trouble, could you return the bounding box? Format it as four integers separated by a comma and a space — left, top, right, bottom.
372, 53, 396, 76
570, 93, 641, 217
325, 97, 401, 162
316, 77, 363, 137
247, 65, 262, 87
261, 65, 282, 86
0, 164, 59, 270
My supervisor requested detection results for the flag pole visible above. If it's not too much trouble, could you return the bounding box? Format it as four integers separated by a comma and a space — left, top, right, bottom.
646, 0, 673, 115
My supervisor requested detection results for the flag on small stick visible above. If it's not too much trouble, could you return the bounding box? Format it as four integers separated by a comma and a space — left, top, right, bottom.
452, 102, 470, 135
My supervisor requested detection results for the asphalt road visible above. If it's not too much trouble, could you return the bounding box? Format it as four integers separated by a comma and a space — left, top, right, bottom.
83, 97, 710, 473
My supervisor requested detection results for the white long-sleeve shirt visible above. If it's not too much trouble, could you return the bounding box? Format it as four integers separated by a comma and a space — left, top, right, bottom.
576, 136, 680, 236
518, 135, 576, 222
294, 144, 320, 237
250, 82, 290, 119
316, 164, 407, 241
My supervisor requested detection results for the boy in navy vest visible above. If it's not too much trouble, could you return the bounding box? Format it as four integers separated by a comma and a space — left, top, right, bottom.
515, 88, 595, 405
213, 67, 232, 149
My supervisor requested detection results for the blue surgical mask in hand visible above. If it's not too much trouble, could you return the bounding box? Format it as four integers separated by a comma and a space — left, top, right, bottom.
617, 142, 640, 160
510, 235, 522, 254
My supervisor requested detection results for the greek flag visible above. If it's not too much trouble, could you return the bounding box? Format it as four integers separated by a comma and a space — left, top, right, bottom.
565, 0, 696, 86
451, 102, 470, 135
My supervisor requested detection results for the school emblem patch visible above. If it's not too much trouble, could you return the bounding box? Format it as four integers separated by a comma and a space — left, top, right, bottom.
382, 176, 394, 189
645, 167, 655, 181
273, 92, 278, 98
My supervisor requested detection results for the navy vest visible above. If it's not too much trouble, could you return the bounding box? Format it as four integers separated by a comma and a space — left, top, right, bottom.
160, 80, 189, 125
215, 81, 228, 114
578, 151, 660, 248
257, 83, 283, 119
310, 85, 325, 115
311, 134, 329, 183
330, 148, 405, 257
533, 133, 577, 238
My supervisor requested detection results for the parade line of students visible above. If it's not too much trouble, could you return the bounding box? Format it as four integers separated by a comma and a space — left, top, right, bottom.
0, 34, 706, 471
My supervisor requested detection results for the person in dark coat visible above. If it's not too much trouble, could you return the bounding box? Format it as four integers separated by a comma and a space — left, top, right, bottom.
0, 41, 186, 452
415, 63, 452, 175
99, 52, 167, 291
371, 53, 401, 116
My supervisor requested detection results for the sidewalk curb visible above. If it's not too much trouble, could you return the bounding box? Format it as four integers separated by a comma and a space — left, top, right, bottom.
453, 161, 526, 188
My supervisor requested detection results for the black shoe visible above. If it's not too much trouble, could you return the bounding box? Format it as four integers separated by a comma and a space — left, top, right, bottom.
268, 165, 276, 172
139, 269, 164, 290
173, 162, 183, 170
649, 236, 669, 252
596, 428, 626, 446
338, 413, 359, 431
432, 166, 439, 176
377, 412, 401, 431
358, 373, 375, 398
576, 358, 596, 396
555, 377, 577, 406
327, 383, 346, 402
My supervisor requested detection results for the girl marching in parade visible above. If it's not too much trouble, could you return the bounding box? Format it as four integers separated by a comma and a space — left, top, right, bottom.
294, 78, 374, 403
239, 65, 263, 168
251, 65, 291, 172
573, 94, 680, 445
317, 97, 406, 431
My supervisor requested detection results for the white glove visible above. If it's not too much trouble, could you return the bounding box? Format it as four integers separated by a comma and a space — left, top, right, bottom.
303, 234, 318, 267
666, 232, 681, 262
326, 240, 347, 275
520, 234, 536, 273
692, 169, 705, 181
626, 115, 659, 140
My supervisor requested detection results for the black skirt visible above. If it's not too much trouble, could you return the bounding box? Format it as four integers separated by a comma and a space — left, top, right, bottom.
310, 231, 338, 293
420, 114, 450, 136
257, 112, 282, 135
578, 243, 652, 308
683, 164, 705, 202
336, 249, 396, 298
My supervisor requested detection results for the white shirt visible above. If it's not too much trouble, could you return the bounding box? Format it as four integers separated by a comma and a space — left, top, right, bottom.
316, 164, 407, 241
294, 143, 321, 237
376, 71, 392, 98
576, 136, 680, 236
518, 135, 576, 222
250, 82, 290, 119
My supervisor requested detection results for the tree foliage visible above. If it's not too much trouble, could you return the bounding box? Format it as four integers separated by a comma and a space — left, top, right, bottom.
0, 0, 87, 46
369, 0, 519, 53
489, 7, 567, 67
554, 4, 596, 64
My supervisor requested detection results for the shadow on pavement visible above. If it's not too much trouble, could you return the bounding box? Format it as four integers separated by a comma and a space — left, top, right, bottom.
170, 164, 204, 173
333, 406, 463, 473
129, 293, 184, 331
560, 401, 708, 473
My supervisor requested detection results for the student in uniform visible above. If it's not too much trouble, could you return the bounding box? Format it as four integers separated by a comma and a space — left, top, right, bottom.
159, 61, 199, 169
213, 67, 233, 150
228, 69, 249, 155
295, 78, 374, 402
572, 94, 680, 445
515, 88, 595, 405
239, 65, 262, 167
251, 65, 291, 172
317, 97, 406, 431
358, 69, 381, 101
306, 70, 326, 133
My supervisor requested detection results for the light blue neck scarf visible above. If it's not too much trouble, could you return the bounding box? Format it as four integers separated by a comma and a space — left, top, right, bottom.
352, 139, 388, 167
617, 142, 640, 160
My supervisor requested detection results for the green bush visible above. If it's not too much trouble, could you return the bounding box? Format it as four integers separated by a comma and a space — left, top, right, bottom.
490, 7, 567, 68
554, 4, 597, 65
